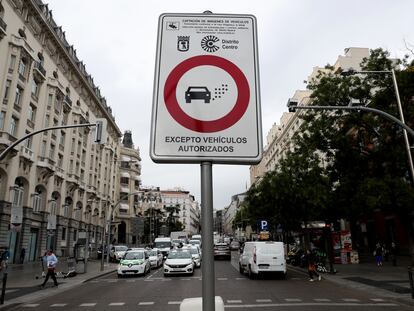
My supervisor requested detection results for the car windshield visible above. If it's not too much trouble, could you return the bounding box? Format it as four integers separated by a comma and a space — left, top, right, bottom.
168, 251, 192, 259
190, 240, 200, 245
149, 250, 158, 256
154, 242, 171, 248
189, 248, 199, 255
115, 246, 128, 251
124, 252, 144, 260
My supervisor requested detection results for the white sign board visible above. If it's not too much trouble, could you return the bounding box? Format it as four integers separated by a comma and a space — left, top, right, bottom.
150, 13, 262, 164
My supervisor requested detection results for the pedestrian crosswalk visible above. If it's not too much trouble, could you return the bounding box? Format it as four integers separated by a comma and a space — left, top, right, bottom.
21, 298, 399, 308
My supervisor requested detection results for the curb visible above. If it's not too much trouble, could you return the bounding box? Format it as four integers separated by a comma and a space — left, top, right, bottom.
83, 269, 117, 282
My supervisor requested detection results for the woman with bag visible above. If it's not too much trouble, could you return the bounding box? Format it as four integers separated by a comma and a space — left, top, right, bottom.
305, 249, 321, 282
40, 249, 59, 288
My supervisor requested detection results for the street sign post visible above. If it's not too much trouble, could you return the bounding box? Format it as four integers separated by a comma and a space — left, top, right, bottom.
151, 13, 262, 164
151, 12, 262, 311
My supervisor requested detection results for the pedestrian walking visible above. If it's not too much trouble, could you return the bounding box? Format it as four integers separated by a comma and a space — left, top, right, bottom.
40, 249, 58, 288
20, 248, 26, 264
0, 247, 10, 271
374, 243, 384, 266
305, 250, 321, 282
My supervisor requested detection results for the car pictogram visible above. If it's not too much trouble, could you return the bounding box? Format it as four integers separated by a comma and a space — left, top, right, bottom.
185, 86, 211, 103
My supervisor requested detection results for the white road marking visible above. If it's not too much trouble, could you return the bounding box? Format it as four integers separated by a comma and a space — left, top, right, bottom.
50, 304, 67, 307
227, 300, 242, 303
139, 302, 155, 305
370, 298, 385, 302
343, 298, 360, 302
314, 299, 331, 302
22, 304, 40, 308
217, 278, 228, 281
224, 302, 399, 308
256, 299, 272, 303
168, 301, 182, 305
79, 303, 97, 307
109, 302, 125, 306
285, 298, 302, 302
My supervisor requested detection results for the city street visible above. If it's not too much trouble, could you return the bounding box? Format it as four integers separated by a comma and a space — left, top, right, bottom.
7, 253, 412, 311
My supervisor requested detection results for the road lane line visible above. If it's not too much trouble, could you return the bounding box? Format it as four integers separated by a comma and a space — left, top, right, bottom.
22, 304, 40, 308
50, 304, 67, 307
168, 301, 182, 305
217, 278, 228, 281
343, 298, 360, 302
224, 302, 399, 308
370, 298, 385, 302
285, 298, 302, 302
139, 302, 155, 305
227, 300, 242, 303
256, 299, 272, 303
109, 302, 125, 306
79, 303, 97, 307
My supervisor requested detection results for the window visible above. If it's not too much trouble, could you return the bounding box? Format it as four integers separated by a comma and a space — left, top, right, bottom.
24, 131, 32, 149
33, 193, 42, 212
31, 80, 39, 98
44, 114, 49, 129
57, 154, 63, 167
54, 96, 61, 114
120, 177, 129, 184
59, 131, 65, 145
62, 227, 66, 240
49, 144, 55, 159
14, 86, 23, 106
9, 116, 18, 136
18, 59, 26, 77
3, 80, 11, 100
40, 140, 46, 157
28, 104, 36, 122
11, 186, 24, 208
63, 204, 69, 218
73, 229, 77, 241
47, 94, 53, 110
49, 200, 57, 215
0, 111, 5, 130
8, 55, 16, 72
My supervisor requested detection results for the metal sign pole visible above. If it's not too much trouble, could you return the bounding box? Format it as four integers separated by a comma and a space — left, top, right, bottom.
201, 161, 215, 311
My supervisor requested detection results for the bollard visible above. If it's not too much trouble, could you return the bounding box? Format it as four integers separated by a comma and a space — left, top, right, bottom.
0, 271, 8, 304
409, 266, 414, 299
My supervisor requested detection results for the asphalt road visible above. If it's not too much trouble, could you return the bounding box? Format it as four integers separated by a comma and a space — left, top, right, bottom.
10, 252, 412, 310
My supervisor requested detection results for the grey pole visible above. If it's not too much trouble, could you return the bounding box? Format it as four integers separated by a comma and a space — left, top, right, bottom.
391, 69, 414, 185
100, 211, 106, 271
106, 205, 112, 265
201, 161, 215, 311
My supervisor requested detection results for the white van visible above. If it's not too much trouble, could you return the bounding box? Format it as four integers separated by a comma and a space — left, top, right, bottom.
239, 241, 286, 279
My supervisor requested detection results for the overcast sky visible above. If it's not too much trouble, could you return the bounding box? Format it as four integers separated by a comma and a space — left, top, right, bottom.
46, 0, 413, 210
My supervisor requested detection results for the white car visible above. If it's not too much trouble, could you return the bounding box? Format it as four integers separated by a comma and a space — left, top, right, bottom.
164, 249, 194, 276
117, 250, 150, 277
187, 246, 201, 268
110, 245, 128, 262
148, 249, 163, 268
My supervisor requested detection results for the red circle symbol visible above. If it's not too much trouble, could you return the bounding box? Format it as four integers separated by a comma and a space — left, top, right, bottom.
164, 55, 250, 133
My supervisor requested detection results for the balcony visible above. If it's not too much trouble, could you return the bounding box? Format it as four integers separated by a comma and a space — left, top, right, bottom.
0, 17, 6, 40
19, 146, 34, 162
33, 61, 46, 81
63, 95, 72, 108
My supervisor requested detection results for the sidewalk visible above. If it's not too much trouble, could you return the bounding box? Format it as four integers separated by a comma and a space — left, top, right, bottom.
288, 255, 414, 306
0, 258, 117, 310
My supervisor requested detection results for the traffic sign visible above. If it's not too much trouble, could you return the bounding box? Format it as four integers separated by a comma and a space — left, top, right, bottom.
150, 13, 262, 164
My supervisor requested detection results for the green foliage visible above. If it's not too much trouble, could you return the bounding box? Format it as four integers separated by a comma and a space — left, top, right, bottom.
244, 48, 414, 231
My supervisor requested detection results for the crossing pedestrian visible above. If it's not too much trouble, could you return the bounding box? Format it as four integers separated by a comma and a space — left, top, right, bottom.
40, 249, 58, 288
305, 249, 321, 282
374, 243, 384, 266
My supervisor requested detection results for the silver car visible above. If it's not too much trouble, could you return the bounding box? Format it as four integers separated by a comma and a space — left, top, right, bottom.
148, 249, 163, 268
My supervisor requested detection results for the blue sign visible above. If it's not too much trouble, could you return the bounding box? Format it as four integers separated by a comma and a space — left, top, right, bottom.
259, 220, 268, 231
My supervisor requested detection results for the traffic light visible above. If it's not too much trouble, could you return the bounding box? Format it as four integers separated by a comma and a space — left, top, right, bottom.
287, 98, 298, 112
94, 118, 107, 144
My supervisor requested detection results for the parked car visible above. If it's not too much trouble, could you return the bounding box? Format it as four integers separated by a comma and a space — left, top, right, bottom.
110, 245, 128, 262
117, 250, 150, 277
229, 240, 240, 251
148, 249, 163, 268
163, 249, 194, 276
97, 245, 107, 259
214, 243, 231, 260
239, 241, 286, 279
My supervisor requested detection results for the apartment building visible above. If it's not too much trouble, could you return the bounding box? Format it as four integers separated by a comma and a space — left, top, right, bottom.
113, 130, 141, 245
0, 0, 122, 262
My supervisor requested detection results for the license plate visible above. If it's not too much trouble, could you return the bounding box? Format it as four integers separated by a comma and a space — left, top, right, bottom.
260, 266, 269, 269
